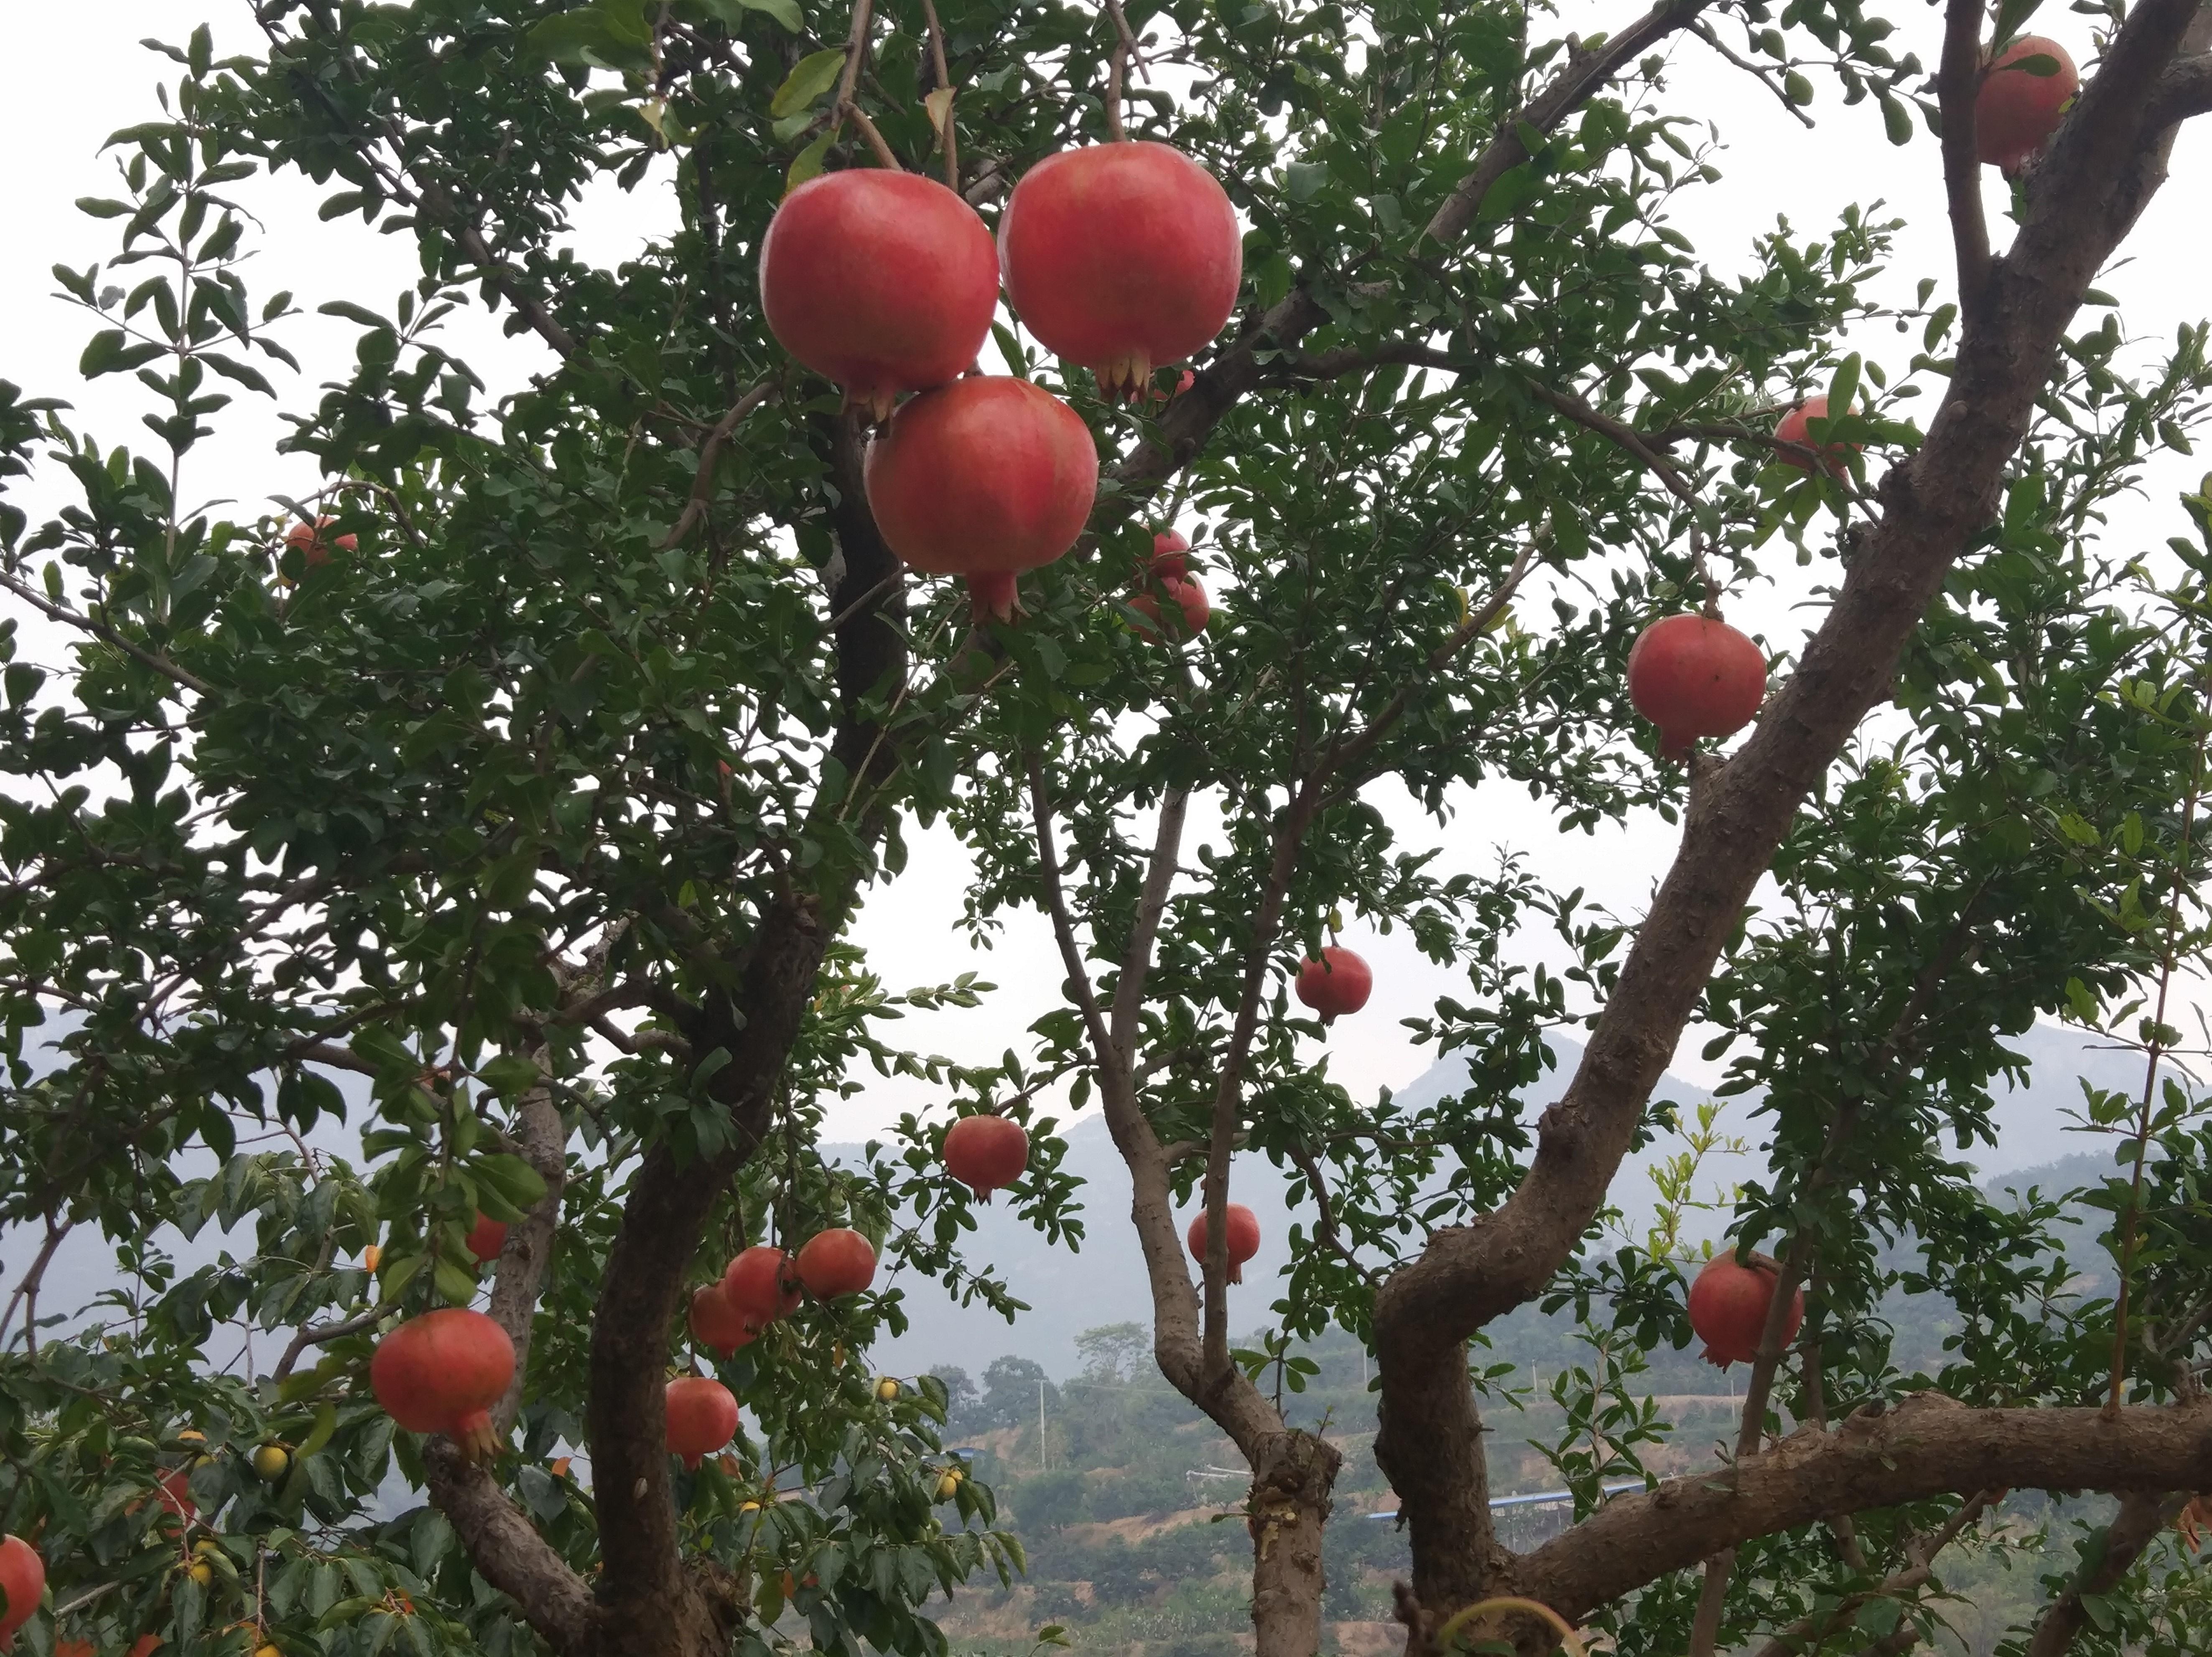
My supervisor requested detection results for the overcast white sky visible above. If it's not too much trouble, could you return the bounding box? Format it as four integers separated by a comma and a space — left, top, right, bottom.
1, 5, 2206, 1145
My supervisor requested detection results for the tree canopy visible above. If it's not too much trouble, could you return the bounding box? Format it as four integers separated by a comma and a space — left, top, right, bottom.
5, 1, 2212, 1656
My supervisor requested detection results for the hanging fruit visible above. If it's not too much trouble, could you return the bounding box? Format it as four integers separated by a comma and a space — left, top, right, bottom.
0, 1533, 44, 1647
1149, 530, 1191, 578
1974, 36, 2079, 175
689, 1282, 757, 1357
1626, 614, 1767, 759
866, 377, 1099, 575
999, 143, 1243, 400
665, 1377, 742, 1470
1773, 396, 1856, 474
1131, 575, 1210, 641
1687, 1250, 1803, 1368
1295, 946, 1372, 1023
369, 1308, 516, 1462
759, 171, 1000, 420
1185, 1203, 1261, 1283
795, 1228, 878, 1298
943, 1114, 1031, 1202
464, 1213, 508, 1267
724, 1246, 803, 1328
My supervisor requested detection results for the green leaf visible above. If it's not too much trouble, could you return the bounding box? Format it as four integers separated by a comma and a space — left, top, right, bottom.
771, 48, 847, 119
786, 127, 836, 195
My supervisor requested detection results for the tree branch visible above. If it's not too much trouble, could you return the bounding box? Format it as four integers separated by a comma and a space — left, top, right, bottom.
1027, 756, 1117, 1074
1109, 788, 1190, 1069
1746, 1490, 1996, 1657
2146, 51, 2212, 126
1936, 0, 1993, 320
2023, 1490, 2187, 1657
0, 571, 215, 697
1517, 1397, 2212, 1619
658, 379, 777, 550
424, 1440, 600, 1650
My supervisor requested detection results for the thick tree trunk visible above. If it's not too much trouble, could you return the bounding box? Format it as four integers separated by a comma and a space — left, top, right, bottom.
1249, 1429, 1343, 1657
1372, 1338, 1506, 1618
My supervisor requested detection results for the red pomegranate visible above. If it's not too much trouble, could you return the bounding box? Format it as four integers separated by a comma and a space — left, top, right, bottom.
665, 1377, 742, 1470
1626, 614, 1767, 759
866, 377, 1099, 575
1131, 575, 1210, 640
723, 1246, 802, 1328
0, 1534, 44, 1645
285, 517, 357, 568
1773, 396, 1856, 474
689, 1282, 757, 1356
1975, 36, 2079, 174
759, 169, 999, 420
966, 571, 1022, 625
1150, 368, 1196, 403
464, 1213, 508, 1266
944, 1114, 1031, 1202
1295, 946, 1372, 1022
1150, 530, 1191, 578
795, 1228, 878, 1298
1687, 1250, 1803, 1368
999, 142, 1243, 400
155, 1465, 196, 1521
369, 1307, 516, 1462
1185, 1203, 1261, 1283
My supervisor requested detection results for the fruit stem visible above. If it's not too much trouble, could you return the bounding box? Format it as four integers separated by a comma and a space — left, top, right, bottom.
1101, 0, 1140, 140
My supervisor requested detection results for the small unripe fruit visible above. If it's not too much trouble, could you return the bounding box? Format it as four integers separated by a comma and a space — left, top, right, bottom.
251, 1444, 290, 1481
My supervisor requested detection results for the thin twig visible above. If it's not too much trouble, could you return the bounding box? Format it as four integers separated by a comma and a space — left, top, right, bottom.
834, 0, 877, 111
658, 379, 776, 550
0, 571, 216, 697
918, 0, 958, 188
1103, 0, 1140, 141
840, 101, 903, 171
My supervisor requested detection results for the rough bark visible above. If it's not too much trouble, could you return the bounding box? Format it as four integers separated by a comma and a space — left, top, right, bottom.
1515, 1395, 2212, 1617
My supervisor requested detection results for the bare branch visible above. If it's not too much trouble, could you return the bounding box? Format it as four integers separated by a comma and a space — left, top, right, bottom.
1518, 1398, 2212, 1619
1027, 756, 1117, 1073
1936, 0, 1993, 319
2147, 51, 2212, 126
424, 1441, 600, 1649
1109, 788, 1191, 1068
1746, 1490, 1996, 1657
271, 1305, 383, 1382
1527, 382, 1696, 502
1688, 22, 1816, 127
658, 379, 777, 550
2024, 1491, 2187, 1657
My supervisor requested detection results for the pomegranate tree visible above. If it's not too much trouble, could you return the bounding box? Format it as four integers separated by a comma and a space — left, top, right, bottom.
1975, 36, 2079, 174
368, 1308, 516, 1462
759, 170, 999, 420
688, 1282, 756, 1356
1687, 1250, 1804, 1367
864, 377, 1099, 575
794, 1227, 877, 1298
1186, 1203, 1261, 1283
0, 1533, 43, 1646
665, 1377, 741, 1470
1294, 946, 1372, 1022
943, 1114, 1030, 1202
1625, 613, 1767, 757
998, 142, 1243, 400
722, 1245, 802, 1328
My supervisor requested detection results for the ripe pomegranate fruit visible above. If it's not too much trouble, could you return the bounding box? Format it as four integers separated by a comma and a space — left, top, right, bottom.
723, 1246, 802, 1328
943, 1114, 1030, 1202
865, 377, 1098, 575
285, 517, 356, 570
1295, 946, 1372, 1023
155, 1465, 196, 1522
1687, 1250, 1803, 1367
369, 1307, 515, 1462
1131, 575, 1210, 640
1185, 1203, 1261, 1283
1150, 530, 1191, 578
690, 1282, 757, 1356
795, 1228, 878, 1298
966, 571, 1022, 625
759, 170, 998, 420
464, 1213, 508, 1266
1773, 395, 1857, 474
129, 1638, 162, 1657
1150, 368, 1196, 403
1626, 614, 1766, 759
1000, 142, 1242, 400
0, 1534, 44, 1646
1975, 36, 2079, 174
665, 1377, 742, 1470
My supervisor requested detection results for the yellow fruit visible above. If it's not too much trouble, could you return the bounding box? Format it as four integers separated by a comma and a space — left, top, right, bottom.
251, 1445, 289, 1481
187, 1561, 213, 1586
255, 1645, 281, 1657
739, 1499, 761, 1513
935, 1472, 961, 1501
364, 1244, 382, 1272
194, 1538, 221, 1557
875, 1377, 900, 1402
176, 1429, 206, 1445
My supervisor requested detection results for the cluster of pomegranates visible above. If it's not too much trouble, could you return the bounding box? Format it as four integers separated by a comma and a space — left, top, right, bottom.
1686, 1249, 1804, 1367
1974, 35, 2079, 176
759, 138, 1240, 608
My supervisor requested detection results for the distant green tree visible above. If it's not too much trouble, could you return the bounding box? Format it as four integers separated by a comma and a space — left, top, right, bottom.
1074, 1321, 1150, 1384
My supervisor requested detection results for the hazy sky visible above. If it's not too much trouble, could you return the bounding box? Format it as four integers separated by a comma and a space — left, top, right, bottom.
1, 4, 2205, 1145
